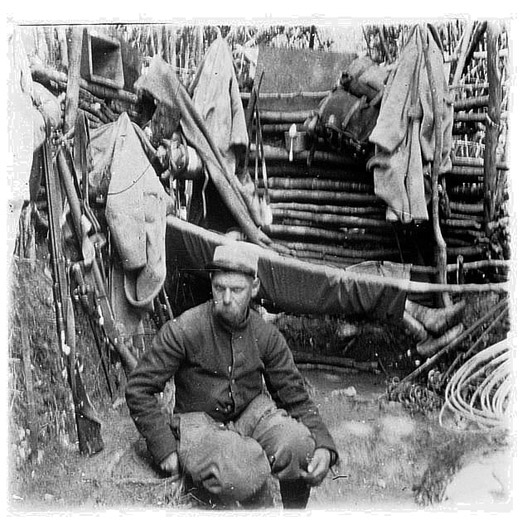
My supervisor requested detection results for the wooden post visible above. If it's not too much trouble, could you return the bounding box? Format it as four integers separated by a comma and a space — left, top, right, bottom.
451, 21, 473, 84
484, 22, 502, 238
64, 26, 83, 134
421, 26, 449, 303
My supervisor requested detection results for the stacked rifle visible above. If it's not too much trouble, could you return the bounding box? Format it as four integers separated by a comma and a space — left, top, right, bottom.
43, 113, 139, 455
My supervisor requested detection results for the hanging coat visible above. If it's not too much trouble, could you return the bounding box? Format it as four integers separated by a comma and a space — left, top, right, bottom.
368, 25, 453, 223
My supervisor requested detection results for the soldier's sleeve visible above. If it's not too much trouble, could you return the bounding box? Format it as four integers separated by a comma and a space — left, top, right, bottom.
125, 320, 185, 464
261, 324, 339, 466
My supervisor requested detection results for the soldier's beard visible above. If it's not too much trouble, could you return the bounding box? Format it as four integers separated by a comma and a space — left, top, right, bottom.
213, 303, 248, 328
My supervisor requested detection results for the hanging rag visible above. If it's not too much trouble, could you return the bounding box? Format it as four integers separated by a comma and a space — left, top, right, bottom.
368, 25, 453, 223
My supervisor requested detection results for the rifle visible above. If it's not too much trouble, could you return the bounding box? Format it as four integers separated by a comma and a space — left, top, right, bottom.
43, 140, 104, 456
56, 146, 138, 376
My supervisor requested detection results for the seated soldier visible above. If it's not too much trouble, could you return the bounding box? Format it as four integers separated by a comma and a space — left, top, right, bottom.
126, 243, 338, 509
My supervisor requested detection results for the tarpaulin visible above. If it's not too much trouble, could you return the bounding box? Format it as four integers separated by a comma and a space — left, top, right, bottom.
134, 55, 271, 248
166, 216, 410, 320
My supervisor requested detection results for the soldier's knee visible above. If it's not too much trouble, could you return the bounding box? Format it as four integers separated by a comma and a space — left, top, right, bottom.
268, 424, 315, 480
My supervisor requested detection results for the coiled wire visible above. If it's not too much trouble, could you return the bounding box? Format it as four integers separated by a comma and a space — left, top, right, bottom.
439, 338, 513, 431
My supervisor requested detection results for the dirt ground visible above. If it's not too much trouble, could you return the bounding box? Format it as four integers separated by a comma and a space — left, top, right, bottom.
7, 257, 515, 516
8, 365, 514, 515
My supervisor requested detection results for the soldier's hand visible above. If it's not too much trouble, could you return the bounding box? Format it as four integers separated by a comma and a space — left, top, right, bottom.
300, 448, 331, 486
159, 451, 180, 479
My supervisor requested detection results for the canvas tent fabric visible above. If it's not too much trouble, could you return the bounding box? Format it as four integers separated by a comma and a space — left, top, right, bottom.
368, 25, 453, 223
134, 54, 271, 248
165, 216, 410, 321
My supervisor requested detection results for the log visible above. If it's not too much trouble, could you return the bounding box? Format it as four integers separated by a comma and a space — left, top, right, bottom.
264, 163, 368, 180
450, 201, 484, 214
410, 258, 510, 276
447, 184, 484, 198
294, 351, 379, 372
451, 155, 508, 171
260, 109, 315, 123
454, 111, 508, 123
267, 188, 382, 205
399, 297, 508, 385
269, 202, 384, 217
263, 224, 394, 244
271, 208, 389, 229
448, 212, 483, 222
289, 252, 359, 268
262, 123, 307, 134
274, 240, 398, 259
447, 245, 487, 258
453, 95, 489, 111
443, 232, 486, 246
78, 100, 110, 124
450, 82, 489, 90
241, 90, 329, 100
440, 218, 482, 230
264, 177, 373, 194
447, 166, 484, 177
473, 49, 509, 59
31, 64, 138, 105
253, 145, 359, 167
447, 259, 510, 271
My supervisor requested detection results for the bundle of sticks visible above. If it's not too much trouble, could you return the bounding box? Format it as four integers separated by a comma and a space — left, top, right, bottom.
247, 71, 510, 269
31, 64, 139, 129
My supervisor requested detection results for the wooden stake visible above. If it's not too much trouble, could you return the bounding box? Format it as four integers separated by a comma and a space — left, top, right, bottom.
484, 22, 502, 237
64, 26, 83, 134
451, 22, 474, 84
422, 26, 449, 304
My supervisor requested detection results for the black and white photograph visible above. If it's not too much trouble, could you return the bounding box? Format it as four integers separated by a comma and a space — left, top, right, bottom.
4, 4, 520, 523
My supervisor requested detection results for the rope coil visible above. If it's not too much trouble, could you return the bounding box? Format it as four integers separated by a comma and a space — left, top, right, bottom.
439, 338, 513, 431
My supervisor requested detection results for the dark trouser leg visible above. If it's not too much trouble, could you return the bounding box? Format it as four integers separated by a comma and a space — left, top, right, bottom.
279, 479, 311, 509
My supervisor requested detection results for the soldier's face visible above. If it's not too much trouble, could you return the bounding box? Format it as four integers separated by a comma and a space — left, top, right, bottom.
211, 271, 259, 327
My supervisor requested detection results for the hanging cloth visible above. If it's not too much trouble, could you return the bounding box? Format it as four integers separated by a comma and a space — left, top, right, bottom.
368, 25, 453, 223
